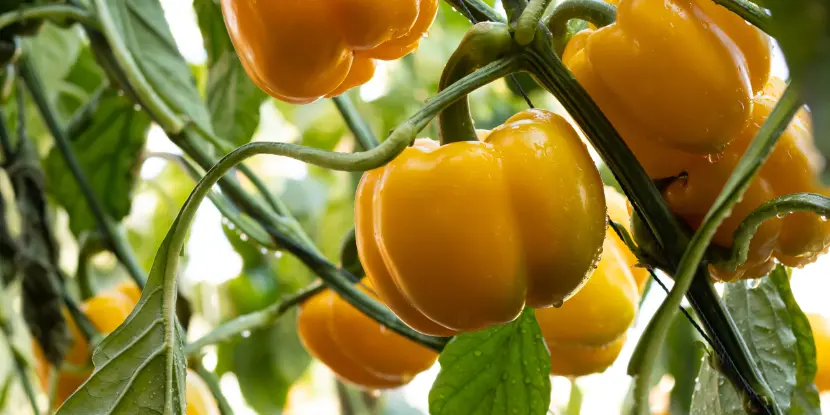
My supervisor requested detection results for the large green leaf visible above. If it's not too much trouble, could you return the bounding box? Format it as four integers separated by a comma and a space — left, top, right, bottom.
56, 47, 107, 120
429, 308, 551, 415
44, 88, 151, 235
56, 233, 186, 414
97, 0, 213, 134
193, 0, 267, 147
690, 266, 821, 415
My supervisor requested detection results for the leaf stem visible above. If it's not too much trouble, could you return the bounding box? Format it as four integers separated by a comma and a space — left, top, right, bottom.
19, 53, 148, 288
0, 4, 99, 32
91, 0, 184, 133
332, 94, 380, 150
712, 0, 773, 35
629, 79, 802, 415
515, 0, 553, 45
184, 281, 325, 355
545, 0, 616, 55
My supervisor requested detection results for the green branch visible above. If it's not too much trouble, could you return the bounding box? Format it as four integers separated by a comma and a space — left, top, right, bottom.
19, 53, 148, 288
0, 4, 99, 32
333, 95, 380, 150
713, 0, 773, 35
629, 79, 802, 415
546, 0, 617, 55
515, 0, 554, 45
184, 281, 325, 355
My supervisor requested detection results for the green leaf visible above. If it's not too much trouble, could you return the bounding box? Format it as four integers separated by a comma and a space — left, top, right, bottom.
21, 23, 84, 97
429, 308, 551, 415
216, 268, 311, 414
194, 0, 267, 147
44, 88, 151, 235
56, 233, 186, 414
98, 0, 214, 134
57, 47, 107, 120
690, 266, 821, 415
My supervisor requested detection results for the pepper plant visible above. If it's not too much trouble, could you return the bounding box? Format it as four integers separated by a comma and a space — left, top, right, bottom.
0, 0, 828, 414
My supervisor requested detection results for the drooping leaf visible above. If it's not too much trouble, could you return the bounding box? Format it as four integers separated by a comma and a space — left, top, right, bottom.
429, 308, 551, 415
56, 233, 186, 414
690, 266, 821, 415
96, 0, 214, 135
194, 0, 267, 147
44, 88, 151, 236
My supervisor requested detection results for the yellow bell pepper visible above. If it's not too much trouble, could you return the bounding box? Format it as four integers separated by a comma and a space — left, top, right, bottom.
355, 109, 606, 335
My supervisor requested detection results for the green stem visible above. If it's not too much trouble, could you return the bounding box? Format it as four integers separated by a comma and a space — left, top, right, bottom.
515, 0, 553, 45
630, 80, 801, 415
144, 152, 279, 251
712, 0, 773, 35
333, 94, 380, 150
91, 0, 184, 133
566, 379, 583, 415
438, 23, 515, 145
546, 0, 617, 55
724, 193, 830, 271
19, 54, 148, 288
184, 281, 325, 355
443, 0, 507, 23
172, 142, 448, 352
192, 361, 234, 415
0, 4, 99, 32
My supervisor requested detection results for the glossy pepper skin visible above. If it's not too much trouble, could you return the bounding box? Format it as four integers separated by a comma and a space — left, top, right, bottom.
536, 187, 644, 377
355, 109, 606, 335
220, 0, 438, 104
808, 313, 830, 392
296, 286, 437, 389
563, 0, 771, 163
663, 78, 829, 280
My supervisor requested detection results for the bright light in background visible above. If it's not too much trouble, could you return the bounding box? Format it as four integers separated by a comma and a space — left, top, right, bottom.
360, 61, 391, 102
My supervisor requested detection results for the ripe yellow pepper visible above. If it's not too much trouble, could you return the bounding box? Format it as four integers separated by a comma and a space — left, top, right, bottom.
663, 78, 829, 280
808, 313, 830, 392
563, 0, 771, 163
220, 0, 438, 104
297, 286, 437, 389
537, 187, 644, 377
355, 109, 606, 335
185, 368, 221, 415
34, 282, 137, 408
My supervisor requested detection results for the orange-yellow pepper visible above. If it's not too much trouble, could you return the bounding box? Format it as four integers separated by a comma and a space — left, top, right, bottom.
563, 0, 771, 166
34, 284, 136, 408
537, 187, 645, 377
185, 368, 221, 415
808, 313, 830, 392
220, 0, 438, 104
297, 286, 437, 389
355, 109, 606, 335
662, 78, 829, 280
